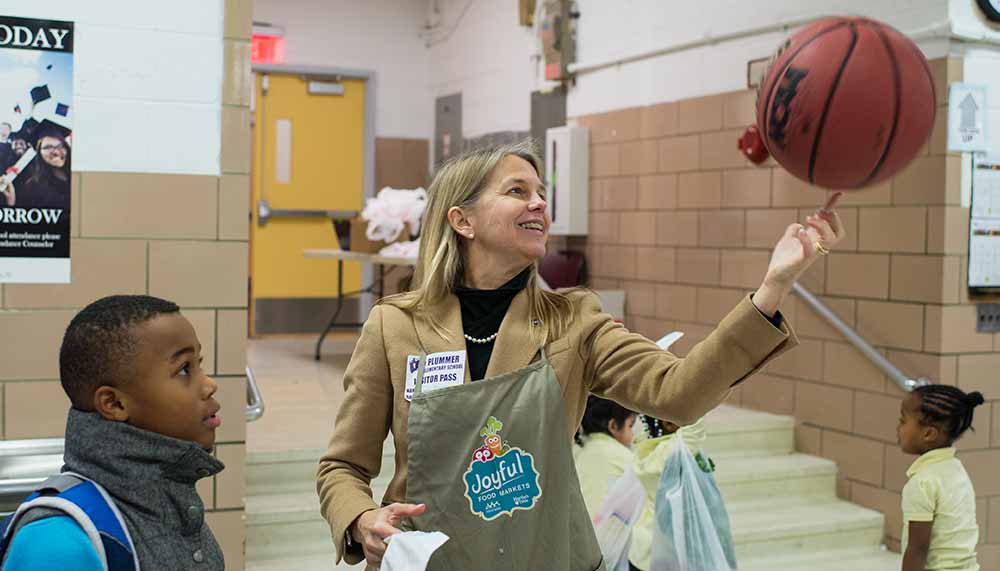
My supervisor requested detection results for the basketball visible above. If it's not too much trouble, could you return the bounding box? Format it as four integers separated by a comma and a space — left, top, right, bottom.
755, 17, 936, 190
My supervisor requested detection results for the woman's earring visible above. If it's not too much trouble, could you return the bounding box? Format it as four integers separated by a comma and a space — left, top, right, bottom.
467, 232, 474, 239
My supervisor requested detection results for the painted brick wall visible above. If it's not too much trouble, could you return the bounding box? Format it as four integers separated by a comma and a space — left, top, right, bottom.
573, 56, 1000, 565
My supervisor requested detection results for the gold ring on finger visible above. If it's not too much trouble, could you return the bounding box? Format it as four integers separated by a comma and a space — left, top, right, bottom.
816, 242, 830, 256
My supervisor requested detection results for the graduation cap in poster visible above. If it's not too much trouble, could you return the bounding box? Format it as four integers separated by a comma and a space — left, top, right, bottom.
34, 119, 71, 144
55, 103, 70, 117
30, 85, 51, 105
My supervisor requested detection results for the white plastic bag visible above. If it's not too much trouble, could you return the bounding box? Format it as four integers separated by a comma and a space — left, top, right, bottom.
592, 465, 646, 571
650, 433, 736, 571
361, 187, 428, 243
382, 531, 449, 571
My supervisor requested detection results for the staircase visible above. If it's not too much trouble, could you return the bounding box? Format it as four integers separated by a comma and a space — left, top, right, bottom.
245, 442, 396, 570
244, 405, 900, 570
705, 405, 900, 570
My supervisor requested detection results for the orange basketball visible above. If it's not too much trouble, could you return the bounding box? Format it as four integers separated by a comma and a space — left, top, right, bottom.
756, 17, 936, 190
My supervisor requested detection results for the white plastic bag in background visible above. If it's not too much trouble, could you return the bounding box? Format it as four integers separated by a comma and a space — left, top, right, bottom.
650, 433, 736, 571
361, 187, 428, 243
378, 238, 420, 259
592, 465, 646, 571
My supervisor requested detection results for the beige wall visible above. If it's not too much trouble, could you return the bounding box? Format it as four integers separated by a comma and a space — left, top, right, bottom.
0, 0, 252, 567
575, 56, 1000, 566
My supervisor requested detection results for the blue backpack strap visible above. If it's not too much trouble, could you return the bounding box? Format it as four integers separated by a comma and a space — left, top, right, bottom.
0, 473, 140, 571
0, 474, 85, 560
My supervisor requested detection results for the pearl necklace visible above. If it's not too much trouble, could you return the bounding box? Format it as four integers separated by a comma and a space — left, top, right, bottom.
464, 331, 498, 344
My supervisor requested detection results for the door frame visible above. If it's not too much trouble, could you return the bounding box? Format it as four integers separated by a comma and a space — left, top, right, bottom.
250, 63, 378, 329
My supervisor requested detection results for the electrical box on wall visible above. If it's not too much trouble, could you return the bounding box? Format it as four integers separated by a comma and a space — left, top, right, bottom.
545, 126, 589, 236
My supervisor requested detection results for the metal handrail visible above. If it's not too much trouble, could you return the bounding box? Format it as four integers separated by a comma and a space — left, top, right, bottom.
792, 282, 929, 392
0, 439, 65, 511
246, 366, 265, 422
0, 438, 63, 458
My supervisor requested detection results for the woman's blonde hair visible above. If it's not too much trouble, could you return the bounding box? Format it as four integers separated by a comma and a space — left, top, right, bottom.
383, 140, 574, 344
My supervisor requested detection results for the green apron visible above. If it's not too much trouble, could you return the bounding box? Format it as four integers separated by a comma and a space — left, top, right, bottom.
404, 349, 605, 570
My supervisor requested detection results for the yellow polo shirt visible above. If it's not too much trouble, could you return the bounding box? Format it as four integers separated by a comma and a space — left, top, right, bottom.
575, 432, 635, 518
901, 447, 979, 571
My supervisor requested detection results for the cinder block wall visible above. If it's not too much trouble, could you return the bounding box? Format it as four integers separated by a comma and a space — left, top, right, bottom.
574, 57, 1000, 565
0, 0, 252, 566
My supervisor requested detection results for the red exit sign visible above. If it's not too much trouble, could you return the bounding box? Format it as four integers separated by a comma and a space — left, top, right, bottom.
251, 33, 284, 64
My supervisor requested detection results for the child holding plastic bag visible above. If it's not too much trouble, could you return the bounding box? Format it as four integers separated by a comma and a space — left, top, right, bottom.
629, 416, 736, 571
575, 396, 645, 570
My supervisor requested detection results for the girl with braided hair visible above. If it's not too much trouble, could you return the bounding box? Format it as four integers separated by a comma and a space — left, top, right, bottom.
897, 384, 986, 571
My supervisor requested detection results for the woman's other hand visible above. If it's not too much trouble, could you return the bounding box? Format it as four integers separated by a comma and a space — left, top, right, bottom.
352, 502, 427, 565
753, 192, 846, 316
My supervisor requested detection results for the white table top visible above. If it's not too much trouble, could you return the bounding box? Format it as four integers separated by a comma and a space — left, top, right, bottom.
303, 248, 417, 267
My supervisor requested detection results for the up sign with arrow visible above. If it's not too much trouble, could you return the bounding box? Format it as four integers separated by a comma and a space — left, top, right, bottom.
948, 83, 988, 152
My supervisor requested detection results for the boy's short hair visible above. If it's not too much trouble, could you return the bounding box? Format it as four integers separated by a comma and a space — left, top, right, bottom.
59, 295, 180, 409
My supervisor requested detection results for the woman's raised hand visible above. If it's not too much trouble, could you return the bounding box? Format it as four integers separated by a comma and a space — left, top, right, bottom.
752, 192, 846, 316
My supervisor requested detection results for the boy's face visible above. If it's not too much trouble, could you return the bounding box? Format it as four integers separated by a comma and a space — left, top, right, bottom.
120, 313, 221, 449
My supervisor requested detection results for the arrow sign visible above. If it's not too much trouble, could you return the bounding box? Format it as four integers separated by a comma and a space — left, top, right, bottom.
948, 83, 988, 152
960, 93, 979, 131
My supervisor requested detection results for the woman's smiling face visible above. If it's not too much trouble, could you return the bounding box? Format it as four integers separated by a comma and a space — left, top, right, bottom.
463, 155, 550, 266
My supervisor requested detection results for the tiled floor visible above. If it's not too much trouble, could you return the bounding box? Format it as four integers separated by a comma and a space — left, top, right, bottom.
246, 332, 360, 454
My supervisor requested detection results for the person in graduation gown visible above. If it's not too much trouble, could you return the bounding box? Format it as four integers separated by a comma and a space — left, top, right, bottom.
16, 122, 71, 209
317, 140, 846, 570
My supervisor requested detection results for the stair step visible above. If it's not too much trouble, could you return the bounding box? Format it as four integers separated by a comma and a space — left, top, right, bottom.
247, 553, 357, 570
248, 443, 395, 496
739, 547, 901, 571
246, 492, 332, 561
714, 453, 837, 503
730, 500, 885, 559
247, 492, 322, 524
704, 405, 795, 457
248, 449, 325, 496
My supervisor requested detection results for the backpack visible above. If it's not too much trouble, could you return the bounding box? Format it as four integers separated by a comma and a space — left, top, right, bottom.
0, 472, 139, 570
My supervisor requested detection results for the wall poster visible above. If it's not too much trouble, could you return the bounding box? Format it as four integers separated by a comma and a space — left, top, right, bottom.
0, 16, 73, 283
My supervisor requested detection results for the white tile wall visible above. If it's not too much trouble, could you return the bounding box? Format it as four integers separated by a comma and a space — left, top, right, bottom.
9, 1, 224, 175
568, 0, 952, 117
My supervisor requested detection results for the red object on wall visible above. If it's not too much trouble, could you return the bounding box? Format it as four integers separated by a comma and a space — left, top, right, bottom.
737, 125, 770, 164
251, 34, 284, 64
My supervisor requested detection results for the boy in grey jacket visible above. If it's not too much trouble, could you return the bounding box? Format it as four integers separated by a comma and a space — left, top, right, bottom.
2, 295, 225, 570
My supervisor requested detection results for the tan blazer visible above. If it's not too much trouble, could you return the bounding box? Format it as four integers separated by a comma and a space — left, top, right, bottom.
317, 288, 797, 565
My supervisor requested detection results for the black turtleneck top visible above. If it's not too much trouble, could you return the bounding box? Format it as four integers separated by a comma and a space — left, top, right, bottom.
453, 268, 530, 381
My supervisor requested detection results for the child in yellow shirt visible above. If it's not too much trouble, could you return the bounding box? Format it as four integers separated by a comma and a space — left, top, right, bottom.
575, 395, 639, 517
897, 384, 986, 571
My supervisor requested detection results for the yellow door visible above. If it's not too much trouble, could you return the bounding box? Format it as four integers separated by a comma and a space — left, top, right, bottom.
250, 73, 364, 333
